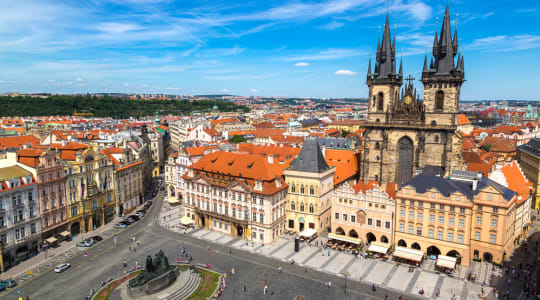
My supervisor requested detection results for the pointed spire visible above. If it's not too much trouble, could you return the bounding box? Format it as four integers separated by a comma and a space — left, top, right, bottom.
399, 54, 403, 77
423, 55, 428, 72
432, 30, 439, 51
459, 55, 464, 72
430, 57, 434, 69
367, 58, 372, 77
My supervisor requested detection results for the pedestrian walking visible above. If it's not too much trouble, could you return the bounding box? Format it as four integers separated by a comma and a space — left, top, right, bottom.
243, 285, 246, 292
231, 267, 235, 275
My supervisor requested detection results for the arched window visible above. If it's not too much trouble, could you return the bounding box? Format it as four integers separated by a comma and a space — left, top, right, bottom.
435, 135, 439, 143
436, 90, 444, 110
372, 96, 376, 107
375, 142, 380, 150
300, 185, 305, 194
309, 185, 314, 195
377, 92, 384, 111
291, 184, 296, 193
309, 204, 314, 213
291, 202, 295, 210
300, 202, 304, 212
431, 120, 437, 126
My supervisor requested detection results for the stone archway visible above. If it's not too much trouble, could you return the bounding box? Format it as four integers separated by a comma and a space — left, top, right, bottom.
397, 136, 414, 185
349, 229, 359, 238
446, 250, 460, 258
411, 242, 421, 250
398, 239, 407, 247
381, 235, 389, 243
335, 227, 345, 236
427, 246, 441, 256
366, 232, 376, 243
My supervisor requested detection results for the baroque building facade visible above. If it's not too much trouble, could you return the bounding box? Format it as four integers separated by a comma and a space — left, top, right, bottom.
361, 5, 464, 185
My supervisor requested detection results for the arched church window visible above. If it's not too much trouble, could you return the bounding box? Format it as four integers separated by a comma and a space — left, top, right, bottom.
300, 185, 305, 194
431, 121, 437, 126
309, 185, 314, 195
375, 142, 380, 150
377, 92, 384, 111
291, 184, 295, 193
436, 91, 444, 110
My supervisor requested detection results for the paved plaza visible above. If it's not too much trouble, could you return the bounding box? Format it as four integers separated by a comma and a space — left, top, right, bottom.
159, 203, 494, 299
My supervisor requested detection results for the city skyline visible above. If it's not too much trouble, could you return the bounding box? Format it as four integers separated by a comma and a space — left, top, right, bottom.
0, 0, 539, 100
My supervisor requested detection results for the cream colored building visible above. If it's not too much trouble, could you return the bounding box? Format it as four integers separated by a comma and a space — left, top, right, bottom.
284, 140, 335, 233
395, 171, 517, 266
517, 138, 540, 209
331, 181, 396, 244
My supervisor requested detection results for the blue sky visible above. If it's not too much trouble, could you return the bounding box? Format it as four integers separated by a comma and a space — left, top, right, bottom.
0, 0, 539, 100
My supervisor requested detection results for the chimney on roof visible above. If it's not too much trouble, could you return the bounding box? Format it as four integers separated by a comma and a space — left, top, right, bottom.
267, 155, 273, 164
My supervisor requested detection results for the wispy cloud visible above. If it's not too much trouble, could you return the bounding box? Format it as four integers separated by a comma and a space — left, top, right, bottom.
335, 69, 357, 76
318, 20, 344, 30
468, 34, 540, 52
295, 62, 310, 67
282, 48, 367, 61
250, 88, 257, 93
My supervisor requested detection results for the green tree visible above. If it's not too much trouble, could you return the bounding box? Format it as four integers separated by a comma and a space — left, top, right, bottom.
480, 144, 492, 152
341, 129, 352, 137
228, 135, 246, 144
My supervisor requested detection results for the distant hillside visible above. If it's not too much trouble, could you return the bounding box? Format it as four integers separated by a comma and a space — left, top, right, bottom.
0, 95, 249, 117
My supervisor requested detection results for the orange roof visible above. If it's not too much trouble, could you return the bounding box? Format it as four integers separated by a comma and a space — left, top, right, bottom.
253, 128, 286, 138
237, 143, 300, 168
185, 145, 218, 157
325, 149, 359, 186
0, 135, 39, 150
60, 150, 77, 161
457, 114, 471, 125
467, 162, 493, 177
115, 160, 143, 172
100, 147, 124, 165
60, 142, 90, 151
204, 127, 221, 137
17, 148, 44, 168
500, 161, 532, 203
493, 125, 522, 135
210, 118, 238, 126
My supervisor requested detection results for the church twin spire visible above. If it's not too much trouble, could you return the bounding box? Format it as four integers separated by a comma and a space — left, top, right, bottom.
367, 8, 402, 83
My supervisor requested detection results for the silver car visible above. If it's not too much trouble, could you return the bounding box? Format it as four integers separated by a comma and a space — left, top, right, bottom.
54, 263, 71, 273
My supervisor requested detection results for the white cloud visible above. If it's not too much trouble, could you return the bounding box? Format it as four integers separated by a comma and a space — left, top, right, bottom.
283, 48, 366, 62
220, 88, 230, 92
76, 77, 84, 82
295, 62, 310, 67
318, 20, 344, 30
468, 34, 540, 52
335, 69, 357, 76
93, 22, 144, 34
250, 88, 257, 92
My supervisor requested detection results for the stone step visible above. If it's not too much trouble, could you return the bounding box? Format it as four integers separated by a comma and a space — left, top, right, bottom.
166, 271, 201, 300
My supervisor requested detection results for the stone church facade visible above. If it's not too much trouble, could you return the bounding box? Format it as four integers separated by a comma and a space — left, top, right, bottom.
361, 6, 464, 185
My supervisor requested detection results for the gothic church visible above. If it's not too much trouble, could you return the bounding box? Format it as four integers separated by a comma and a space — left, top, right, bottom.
361, 4, 464, 185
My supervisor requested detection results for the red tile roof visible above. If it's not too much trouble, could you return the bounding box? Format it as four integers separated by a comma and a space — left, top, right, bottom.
0, 135, 40, 150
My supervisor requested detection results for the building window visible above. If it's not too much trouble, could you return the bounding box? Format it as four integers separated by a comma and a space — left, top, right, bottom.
289, 220, 294, 228
300, 185, 305, 194
475, 231, 481, 240
437, 230, 443, 240
458, 218, 464, 228
377, 92, 384, 111
491, 218, 498, 227
351, 215, 356, 223
439, 204, 445, 210
435, 90, 444, 110
409, 211, 414, 219
438, 216, 444, 225
260, 213, 264, 223
447, 232, 454, 242
449, 205, 455, 212
408, 225, 413, 234
367, 218, 373, 226
300, 203, 304, 212
490, 234, 496, 244
400, 209, 405, 218
476, 216, 482, 225
291, 185, 295, 193
376, 220, 381, 227
400, 199, 406, 205
428, 229, 434, 238
417, 212, 423, 220
343, 214, 348, 222
429, 214, 435, 223
399, 223, 404, 232
291, 202, 295, 210
375, 142, 380, 150
458, 234, 464, 244
418, 201, 423, 208
493, 207, 498, 213
449, 217, 455, 226
460, 207, 466, 214
477, 205, 483, 211
430, 203, 436, 209
417, 227, 422, 236
309, 204, 314, 213
253, 212, 257, 222
335, 212, 339, 220
409, 200, 415, 206
309, 185, 314, 195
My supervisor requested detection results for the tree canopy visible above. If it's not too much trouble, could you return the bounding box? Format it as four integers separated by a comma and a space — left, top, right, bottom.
0, 95, 249, 117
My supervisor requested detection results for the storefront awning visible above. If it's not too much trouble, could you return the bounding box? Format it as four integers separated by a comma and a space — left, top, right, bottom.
367, 241, 390, 254
436, 255, 457, 269
168, 198, 180, 204
180, 216, 194, 225
60, 231, 71, 237
328, 233, 362, 245
46, 237, 58, 244
299, 228, 317, 238
393, 246, 424, 262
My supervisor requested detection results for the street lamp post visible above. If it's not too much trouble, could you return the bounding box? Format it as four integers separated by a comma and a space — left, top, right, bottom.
341, 271, 350, 295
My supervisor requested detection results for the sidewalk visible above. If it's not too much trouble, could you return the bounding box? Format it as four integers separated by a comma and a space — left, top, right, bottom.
0, 214, 124, 281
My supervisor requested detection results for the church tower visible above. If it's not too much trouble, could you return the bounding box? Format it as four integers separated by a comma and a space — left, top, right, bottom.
421, 4, 465, 126
366, 11, 403, 123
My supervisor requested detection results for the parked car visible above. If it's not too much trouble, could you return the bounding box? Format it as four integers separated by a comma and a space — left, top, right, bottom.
113, 223, 128, 229
76, 239, 95, 247
136, 209, 146, 214
144, 201, 152, 208
1, 279, 17, 288
89, 235, 103, 242
54, 263, 71, 273
0, 282, 6, 291
128, 215, 140, 221
160, 186, 165, 191
135, 212, 145, 218
124, 218, 135, 224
